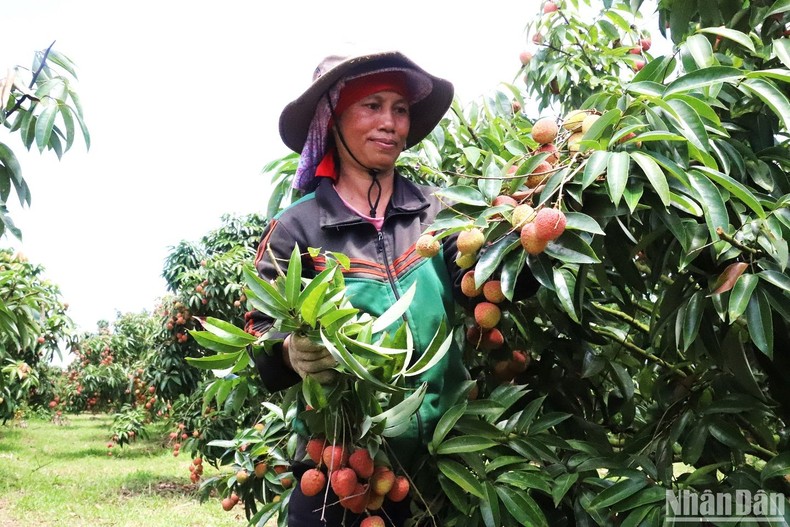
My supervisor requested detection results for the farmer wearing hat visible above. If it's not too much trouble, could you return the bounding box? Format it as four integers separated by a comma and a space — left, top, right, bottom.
246, 49, 537, 526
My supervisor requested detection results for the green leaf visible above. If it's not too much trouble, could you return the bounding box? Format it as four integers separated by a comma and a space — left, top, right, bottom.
480, 482, 501, 527
774, 39, 790, 69
553, 267, 579, 323
761, 451, 790, 484
544, 232, 601, 264
371, 383, 427, 437
630, 152, 670, 207
435, 186, 487, 206
474, 233, 520, 285
759, 270, 790, 292
565, 212, 605, 235
693, 166, 766, 218
588, 478, 648, 509
185, 349, 244, 369
372, 281, 416, 334
495, 487, 548, 527
740, 77, 790, 131
404, 321, 452, 377
746, 288, 774, 358
688, 171, 728, 252
682, 291, 705, 352
199, 317, 256, 346
583, 108, 622, 141
285, 245, 302, 309
436, 436, 499, 455
515, 395, 547, 434
606, 151, 630, 206
667, 98, 709, 153
496, 471, 552, 495
708, 419, 752, 451
432, 402, 467, 448
299, 281, 329, 328
552, 472, 578, 507
243, 267, 290, 316
767, 0, 790, 18
728, 273, 758, 322
632, 131, 686, 143
319, 330, 402, 393
34, 102, 58, 153
582, 151, 610, 189
699, 27, 756, 53
437, 459, 485, 499
189, 331, 246, 355
684, 34, 715, 68
682, 422, 708, 465
664, 66, 743, 96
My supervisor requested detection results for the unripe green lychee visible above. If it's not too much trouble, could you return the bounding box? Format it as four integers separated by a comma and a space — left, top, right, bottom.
520, 223, 549, 255
455, 252, 477, 269
511, 204, 536, 229
461, 271, 482, 298
534, 208, 567, 241
568, 131, 584, 152
482, 280, 506, 304
562, 109, 586, 132
300, 468, 326, 497
457, 228, 485, 255
416, 234, 440, 258
474, 302, 501, 330
581, 114, 600, 134
531, 117, 559, 144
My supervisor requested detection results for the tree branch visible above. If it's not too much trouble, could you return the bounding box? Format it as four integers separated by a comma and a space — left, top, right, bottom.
4, 40, 56, 119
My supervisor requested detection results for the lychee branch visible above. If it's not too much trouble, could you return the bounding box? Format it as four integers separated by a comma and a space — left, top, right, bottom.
716, 227, 763, 256
450, 106, 482, 149
590, 325, 687, 378
591, 302, 650, 334
5, 40, 55, 119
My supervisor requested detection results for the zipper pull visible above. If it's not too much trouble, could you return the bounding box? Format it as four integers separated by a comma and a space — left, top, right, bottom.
377, 231, 384, 253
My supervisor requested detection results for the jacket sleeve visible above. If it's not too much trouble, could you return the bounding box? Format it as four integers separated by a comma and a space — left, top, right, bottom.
245, 219, 302, 392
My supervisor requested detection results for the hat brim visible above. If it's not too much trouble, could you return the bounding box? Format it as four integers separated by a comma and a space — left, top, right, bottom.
279, 51, 454, 153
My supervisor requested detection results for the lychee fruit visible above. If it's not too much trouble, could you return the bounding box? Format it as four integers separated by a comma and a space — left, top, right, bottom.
531, 117, 559, 145
221, 497, 235, 511
482, 280, 506, 304
322, 444, 348, 471
520, 223, 549, 255
493, 360, 516, 383
236, 469, 249, 484
481, 328, 505, 351
370, 467, 396, 496
455, 252, 477, 270
562, 110, 587, 131
456, 228, 485, 255
367, 492, 386, 510
640, 37, 652, 51
254, 462, 268, 478
387, 475, 410, 502
361, 515, 386, 527
474, 302, 502, 330
511, 204, 536, 229
533, 208, 567, 241
330, 467, 358, 498
300, 468, 327, 497
536, 142, 559, 165
306, 437, 324, 464
348, 448, 375, 479
581, 114, 600, 134
339, 483, 368, 513
509, 350, 531, 373
567, 131, 584, 152
543, 1, 558, 13
416, 234, 440, 258
492, 195, 518, 208
519, 51, 533, 66
461, 271, 482, 298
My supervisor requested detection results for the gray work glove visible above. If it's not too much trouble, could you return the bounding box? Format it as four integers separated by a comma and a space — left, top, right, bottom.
285, 333, 338, 385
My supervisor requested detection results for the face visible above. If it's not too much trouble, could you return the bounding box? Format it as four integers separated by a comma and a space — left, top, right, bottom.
334, 91, 410, 172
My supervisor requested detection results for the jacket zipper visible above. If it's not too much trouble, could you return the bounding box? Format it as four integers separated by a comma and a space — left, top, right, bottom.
376, 227, 424, 442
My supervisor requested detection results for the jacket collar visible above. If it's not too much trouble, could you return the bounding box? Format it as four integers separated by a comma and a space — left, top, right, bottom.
315, 172, 430, 229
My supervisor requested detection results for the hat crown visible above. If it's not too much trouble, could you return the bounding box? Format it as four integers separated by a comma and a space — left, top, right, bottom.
312, 54, 348, 82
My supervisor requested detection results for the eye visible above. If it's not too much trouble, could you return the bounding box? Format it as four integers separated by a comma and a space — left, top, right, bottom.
364, 102, 381, 110
395, 105, 409, 115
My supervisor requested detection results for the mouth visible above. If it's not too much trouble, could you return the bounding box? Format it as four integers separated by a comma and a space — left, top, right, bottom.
369, 137, 399, 149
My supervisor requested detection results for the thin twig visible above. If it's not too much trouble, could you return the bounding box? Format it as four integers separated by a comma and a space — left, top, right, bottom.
5, 41, 55, 119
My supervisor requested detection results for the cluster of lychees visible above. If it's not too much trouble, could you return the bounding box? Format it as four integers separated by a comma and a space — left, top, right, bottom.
188, 456, 204, 484
298, 438, 409, 524
168, 422, 196, 456
163, 302, 192, 344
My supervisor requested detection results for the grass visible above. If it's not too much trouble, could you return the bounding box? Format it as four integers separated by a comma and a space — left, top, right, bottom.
0, 413, 247, 527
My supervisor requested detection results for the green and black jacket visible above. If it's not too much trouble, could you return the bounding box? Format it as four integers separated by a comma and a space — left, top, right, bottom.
246, 173, 537, 464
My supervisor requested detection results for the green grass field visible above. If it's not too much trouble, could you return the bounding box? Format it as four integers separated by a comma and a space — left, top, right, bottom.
0, 413, 247, 527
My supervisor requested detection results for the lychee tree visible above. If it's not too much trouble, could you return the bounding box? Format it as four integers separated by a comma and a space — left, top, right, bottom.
187, 1, 790, 524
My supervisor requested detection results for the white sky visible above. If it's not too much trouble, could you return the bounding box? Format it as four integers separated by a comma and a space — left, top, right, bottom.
1, 1, 663, 333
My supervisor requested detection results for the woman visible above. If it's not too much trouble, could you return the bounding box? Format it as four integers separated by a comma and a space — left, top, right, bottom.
246, 50, 536, 526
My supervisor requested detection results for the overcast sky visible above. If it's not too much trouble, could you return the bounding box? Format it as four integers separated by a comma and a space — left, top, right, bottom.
2, 1, 660, 334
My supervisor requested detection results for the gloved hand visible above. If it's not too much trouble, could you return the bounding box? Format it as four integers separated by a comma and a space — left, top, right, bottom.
284, 333, 338, 384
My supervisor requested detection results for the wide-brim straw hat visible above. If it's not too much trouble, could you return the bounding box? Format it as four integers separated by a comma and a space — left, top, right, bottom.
279, 50, 454, 153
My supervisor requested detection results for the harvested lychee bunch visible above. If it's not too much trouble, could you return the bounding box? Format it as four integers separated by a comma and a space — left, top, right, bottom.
416, 234, 440, 258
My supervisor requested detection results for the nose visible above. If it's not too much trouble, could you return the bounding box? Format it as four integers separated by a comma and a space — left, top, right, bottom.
379, 108, 396, 130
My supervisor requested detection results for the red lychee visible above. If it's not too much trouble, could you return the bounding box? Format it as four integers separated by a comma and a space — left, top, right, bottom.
370, 467, 396, 496
348, 448, 375, 479
520, 223, 549, 255
492, 195, 518, 208
509, 350, 531, 373
330, 467, 358, 498
531, 117, 558, 144
533, 208, 567, 241
482, 280, 506, 304
361, 515, 385, 527
543, 1, 558, 13
300, 468, 326, 497
461, 271, 482, 298
306, 437, 325, 464
519, 50, 533, 66
339, 483, 368, 513
387, 475, 410, 502
322, 444, 348, 471
474, 302, 501, 330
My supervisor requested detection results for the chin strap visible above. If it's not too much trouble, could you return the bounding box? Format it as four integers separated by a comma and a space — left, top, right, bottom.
325, 93, 383, 218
